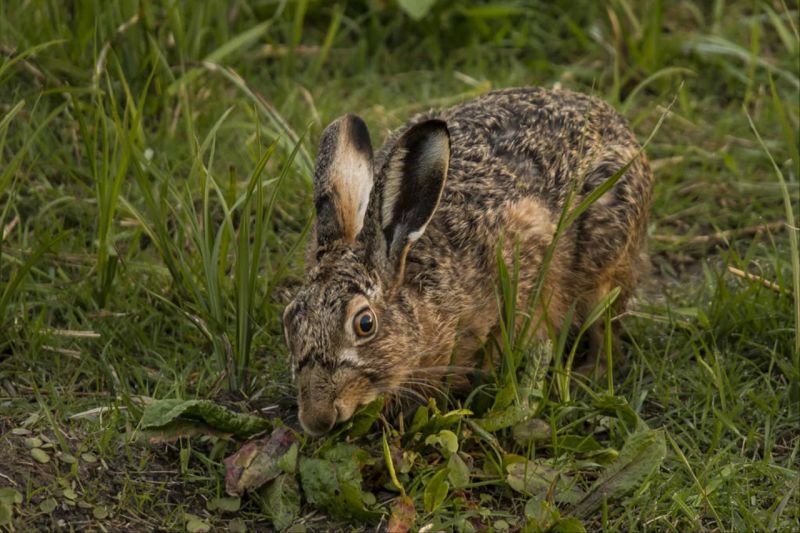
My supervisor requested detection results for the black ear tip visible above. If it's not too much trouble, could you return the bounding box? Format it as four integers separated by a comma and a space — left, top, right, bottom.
416, 119, 449, 137
405, 119, 450, 154
340, 113, 373, 156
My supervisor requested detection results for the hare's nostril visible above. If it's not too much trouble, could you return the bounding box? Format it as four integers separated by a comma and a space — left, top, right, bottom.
299, 405, 337, 436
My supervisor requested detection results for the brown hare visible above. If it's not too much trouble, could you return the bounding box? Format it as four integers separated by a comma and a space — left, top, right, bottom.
283, 87, 653, 435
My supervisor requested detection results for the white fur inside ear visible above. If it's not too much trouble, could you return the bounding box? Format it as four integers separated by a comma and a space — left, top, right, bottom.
381, 146, 407, 230
334, 145, 372, 242
381, 128, 449, 231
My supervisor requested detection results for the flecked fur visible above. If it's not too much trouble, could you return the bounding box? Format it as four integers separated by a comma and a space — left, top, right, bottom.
283, 87, 653, 435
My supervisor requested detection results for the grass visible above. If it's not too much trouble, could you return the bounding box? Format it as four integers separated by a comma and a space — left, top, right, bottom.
1, 0, 798, 531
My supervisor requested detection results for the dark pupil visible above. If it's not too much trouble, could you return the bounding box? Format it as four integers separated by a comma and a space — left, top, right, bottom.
358, 313, 373, 334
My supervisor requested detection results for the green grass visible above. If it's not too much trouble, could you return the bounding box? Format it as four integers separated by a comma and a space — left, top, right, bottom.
1, 1, 798, 531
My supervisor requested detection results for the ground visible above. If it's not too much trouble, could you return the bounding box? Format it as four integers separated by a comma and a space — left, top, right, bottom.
0, 1, 798, 532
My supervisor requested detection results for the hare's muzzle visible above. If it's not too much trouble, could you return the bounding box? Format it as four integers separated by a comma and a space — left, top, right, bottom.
296, 364, 337, 435
298, 402, 337, 436
296, 362, 375, 436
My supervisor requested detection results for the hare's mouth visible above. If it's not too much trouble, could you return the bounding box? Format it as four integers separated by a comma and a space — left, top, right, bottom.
297, 368, 380, 435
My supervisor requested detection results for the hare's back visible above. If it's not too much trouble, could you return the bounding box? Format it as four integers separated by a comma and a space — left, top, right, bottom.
426, 87, 652, 277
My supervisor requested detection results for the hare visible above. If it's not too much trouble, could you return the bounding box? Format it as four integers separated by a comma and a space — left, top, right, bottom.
283, 87, 653, 435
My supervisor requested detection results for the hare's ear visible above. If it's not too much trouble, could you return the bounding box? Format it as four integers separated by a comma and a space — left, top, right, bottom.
380, 119, 450, 284
313, 114, 374, 247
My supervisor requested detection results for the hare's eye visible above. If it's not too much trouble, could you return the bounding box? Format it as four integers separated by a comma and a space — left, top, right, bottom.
353, 308, 376, 338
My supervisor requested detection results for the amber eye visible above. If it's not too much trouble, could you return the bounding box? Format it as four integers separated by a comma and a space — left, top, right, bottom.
353, 308, 376, 338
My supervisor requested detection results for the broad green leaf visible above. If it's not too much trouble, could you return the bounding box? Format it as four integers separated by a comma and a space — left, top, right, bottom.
425, 429, 459, 456
31, 448, 50, 463
423, 468, 449, 513
261, 474, 300, 531
299, 444, 378, 521
396, 0, 436, 20
140, 399, 270, 439
551, 517, 587, 533
207, 496, 241, 513
474, 404, 532, 432
507, 461, 584, 505
407, 404, 429, 435
0, 489, 22, 505
571, 429, 667, 517
409, 405, 473, 440
592, 394, 646, 432
0, 503, 11, 526
185, 513, 211, 532
347, 397, 384, 437
39, 498, 57, 513
512, 418, 552, 444
447, 453, 471, 489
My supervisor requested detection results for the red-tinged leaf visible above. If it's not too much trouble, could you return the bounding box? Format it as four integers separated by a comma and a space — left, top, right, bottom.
224, 427, 297, 496
387, 495, 416, 533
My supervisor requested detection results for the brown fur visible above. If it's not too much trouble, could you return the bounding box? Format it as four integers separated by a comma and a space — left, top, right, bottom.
283, 87, 654, 435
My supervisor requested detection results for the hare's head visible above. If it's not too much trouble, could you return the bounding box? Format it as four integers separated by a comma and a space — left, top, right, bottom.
283, 114, 450, 435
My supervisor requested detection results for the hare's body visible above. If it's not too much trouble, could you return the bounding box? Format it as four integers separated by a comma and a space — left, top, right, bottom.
284, 87, 653, 435
375, 87, 652, 370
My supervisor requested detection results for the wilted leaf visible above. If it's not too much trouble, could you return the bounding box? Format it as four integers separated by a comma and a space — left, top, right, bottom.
140, 399, 270, 440
261, 473, 300, 531
387, 495, 416, 533
571, 429, 666, 517
299, 444, 378, 521
224, 427, 297, 496
507, 461, 584, 505
396, 0, 437, 20
422, 468, 449, 513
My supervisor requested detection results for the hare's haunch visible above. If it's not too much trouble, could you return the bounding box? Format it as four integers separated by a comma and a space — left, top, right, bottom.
283, 87, 653, 436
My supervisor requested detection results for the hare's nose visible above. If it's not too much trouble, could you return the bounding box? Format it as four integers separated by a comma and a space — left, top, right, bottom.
299, 404, 337, 436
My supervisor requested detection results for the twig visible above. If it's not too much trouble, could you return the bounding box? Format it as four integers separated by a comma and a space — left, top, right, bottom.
44, 328, 101, 338
2, 215, 19, 242
653, 221, 786, 247
42, 345, 82, 359
727, 266, 785, 294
